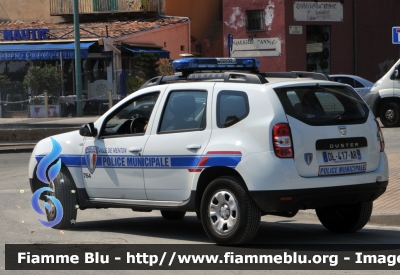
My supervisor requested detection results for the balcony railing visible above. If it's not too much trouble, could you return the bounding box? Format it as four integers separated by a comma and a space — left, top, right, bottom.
50, 0, 158, 15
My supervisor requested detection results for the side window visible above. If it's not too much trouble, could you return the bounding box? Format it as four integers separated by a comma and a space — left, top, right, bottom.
354, 80, 364, 88
159, 91, 207, 133
101, 92, 159, 137
337, 77, 355, 87
217, 91, 249, 128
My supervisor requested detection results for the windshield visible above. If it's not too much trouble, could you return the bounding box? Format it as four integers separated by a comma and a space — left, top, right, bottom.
274, 85, 369, 126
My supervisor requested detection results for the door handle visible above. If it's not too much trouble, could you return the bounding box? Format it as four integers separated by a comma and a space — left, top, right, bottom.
186, 144, 201, 150
128, 147, 142, 154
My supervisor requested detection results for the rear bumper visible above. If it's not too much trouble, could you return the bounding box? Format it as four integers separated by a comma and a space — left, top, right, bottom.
250, 181, 388, 213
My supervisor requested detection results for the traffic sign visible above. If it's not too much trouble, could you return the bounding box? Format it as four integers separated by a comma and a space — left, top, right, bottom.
393, 27, 400, 44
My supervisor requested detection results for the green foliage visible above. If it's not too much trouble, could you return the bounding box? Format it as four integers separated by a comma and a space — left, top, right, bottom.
41, 65, 64, 95
23, 65, 65, 97
158, 59, 175, 76
23, 66, 42, 97
0, 74, 10, 87
127, 75, 146, 94
133, 52, 160, 80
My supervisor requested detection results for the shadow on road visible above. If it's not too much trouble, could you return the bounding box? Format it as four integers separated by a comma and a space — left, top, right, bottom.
67, 215, 400, 244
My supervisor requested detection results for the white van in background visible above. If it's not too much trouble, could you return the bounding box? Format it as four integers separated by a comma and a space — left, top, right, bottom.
365, 59, 400, 127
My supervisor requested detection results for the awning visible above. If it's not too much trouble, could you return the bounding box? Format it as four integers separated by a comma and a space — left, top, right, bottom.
0, 42, 95, 60
122, 46, 170, 59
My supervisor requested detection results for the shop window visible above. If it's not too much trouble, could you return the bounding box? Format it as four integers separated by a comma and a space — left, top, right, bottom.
306, 25, 331, 75
247, 10, 264, 31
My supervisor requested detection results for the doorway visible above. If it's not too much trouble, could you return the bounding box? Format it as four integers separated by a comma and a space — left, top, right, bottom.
306, 25, 331, 75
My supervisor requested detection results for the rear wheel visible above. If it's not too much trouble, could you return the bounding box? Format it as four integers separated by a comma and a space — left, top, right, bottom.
316, 201, 373, 233
379, 102, 400, 127
200, 176, 260, 244
160, 210, 186, 220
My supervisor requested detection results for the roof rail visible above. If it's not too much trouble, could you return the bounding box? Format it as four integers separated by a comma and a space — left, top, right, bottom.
140, 71, 268, 89
261, 71, 330, 81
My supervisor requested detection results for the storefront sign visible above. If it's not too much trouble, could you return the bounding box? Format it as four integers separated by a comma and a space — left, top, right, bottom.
306, 43, 323, 53
289, 26, 303, 35
231, 38, 281, 57
0, 49, 89, 61
2, 29, 49, 41
294, 2, 343, 22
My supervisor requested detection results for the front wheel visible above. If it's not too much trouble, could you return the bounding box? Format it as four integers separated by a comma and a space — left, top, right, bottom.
379, 102, 400, 127
200, 176, 260, 244
316, 201, 373, 233
46, 166, 78, 229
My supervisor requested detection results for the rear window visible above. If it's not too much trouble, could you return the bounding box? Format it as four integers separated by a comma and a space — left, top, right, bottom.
275, 85, 369, 126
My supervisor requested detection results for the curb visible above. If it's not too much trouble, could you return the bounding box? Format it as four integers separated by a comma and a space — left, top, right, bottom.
369, 215, 400, 227
0, 123, 84, 129
0, 147, 34, 154
0, 127, 78, 142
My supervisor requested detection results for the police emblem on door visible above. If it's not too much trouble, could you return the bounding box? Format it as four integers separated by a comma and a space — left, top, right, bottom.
85, 146, 99, 174
304, 153, 313, 166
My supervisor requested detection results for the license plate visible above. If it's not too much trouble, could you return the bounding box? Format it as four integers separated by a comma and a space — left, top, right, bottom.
322, 149, 361, 163
318, 163, 367, 176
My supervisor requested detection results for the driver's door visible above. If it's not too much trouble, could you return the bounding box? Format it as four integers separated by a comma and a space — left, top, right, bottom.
81, 92, 160, 200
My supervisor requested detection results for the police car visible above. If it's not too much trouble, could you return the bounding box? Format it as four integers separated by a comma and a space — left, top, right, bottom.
29, 58, 388, 244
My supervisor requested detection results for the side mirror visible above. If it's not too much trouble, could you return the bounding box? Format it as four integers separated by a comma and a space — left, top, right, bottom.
79, 122, 98, 137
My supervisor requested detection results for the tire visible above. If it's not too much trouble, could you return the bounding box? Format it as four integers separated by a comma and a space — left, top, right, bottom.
200, 176, 260, 244
379, 102, 400, 127
160, 210, 186, 220
46, 166, 78, 229
316, 201, 373, 233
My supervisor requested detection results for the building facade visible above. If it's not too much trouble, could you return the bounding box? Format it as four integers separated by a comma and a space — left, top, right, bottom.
165, 0, 223, 57
0, 0, 190, 117
222, 0, 400, 82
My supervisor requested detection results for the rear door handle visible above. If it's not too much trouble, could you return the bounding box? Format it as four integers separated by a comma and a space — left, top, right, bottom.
128, 147, 142, 154
186, 144, 201, 150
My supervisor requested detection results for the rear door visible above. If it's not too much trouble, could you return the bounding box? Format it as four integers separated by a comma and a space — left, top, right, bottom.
142, 83, 213, 201
275, 84, 381, 177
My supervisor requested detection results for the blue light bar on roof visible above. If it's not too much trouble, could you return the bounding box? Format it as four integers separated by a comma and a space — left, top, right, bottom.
172, 57, 260, 72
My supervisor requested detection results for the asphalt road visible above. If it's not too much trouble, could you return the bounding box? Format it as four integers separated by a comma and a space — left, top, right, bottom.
1, 144, 400, 274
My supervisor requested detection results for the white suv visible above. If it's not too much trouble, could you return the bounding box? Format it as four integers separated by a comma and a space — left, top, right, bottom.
29, 58, 388, 244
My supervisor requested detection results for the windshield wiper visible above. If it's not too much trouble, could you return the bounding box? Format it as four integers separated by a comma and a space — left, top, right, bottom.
336, 115, 365, 122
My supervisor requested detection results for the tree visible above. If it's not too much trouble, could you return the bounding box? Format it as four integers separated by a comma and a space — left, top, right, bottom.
133, 52, 160, 80
0, 74, 10, 89
23, 66, 42, 97
126, 75, 146, 94
41, 65, 64, 95
158, 59, 174, 76
23, 65, 65, 97
0, 74, 10, 101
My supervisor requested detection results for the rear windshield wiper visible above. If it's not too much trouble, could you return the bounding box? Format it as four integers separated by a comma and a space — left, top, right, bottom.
336, 115, 365, 122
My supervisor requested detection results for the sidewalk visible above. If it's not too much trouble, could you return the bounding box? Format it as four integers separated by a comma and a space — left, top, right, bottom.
0, 116, 99, 148
0, 117, 399, 227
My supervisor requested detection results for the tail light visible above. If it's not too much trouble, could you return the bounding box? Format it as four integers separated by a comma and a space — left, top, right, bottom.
374, 119, 385, 152
273, 123, 293, 158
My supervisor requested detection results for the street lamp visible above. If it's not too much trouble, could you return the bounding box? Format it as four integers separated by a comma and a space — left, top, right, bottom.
73, 0, 82, 117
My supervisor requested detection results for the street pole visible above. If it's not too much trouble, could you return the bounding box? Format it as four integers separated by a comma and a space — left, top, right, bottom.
73, 0, 82, 117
